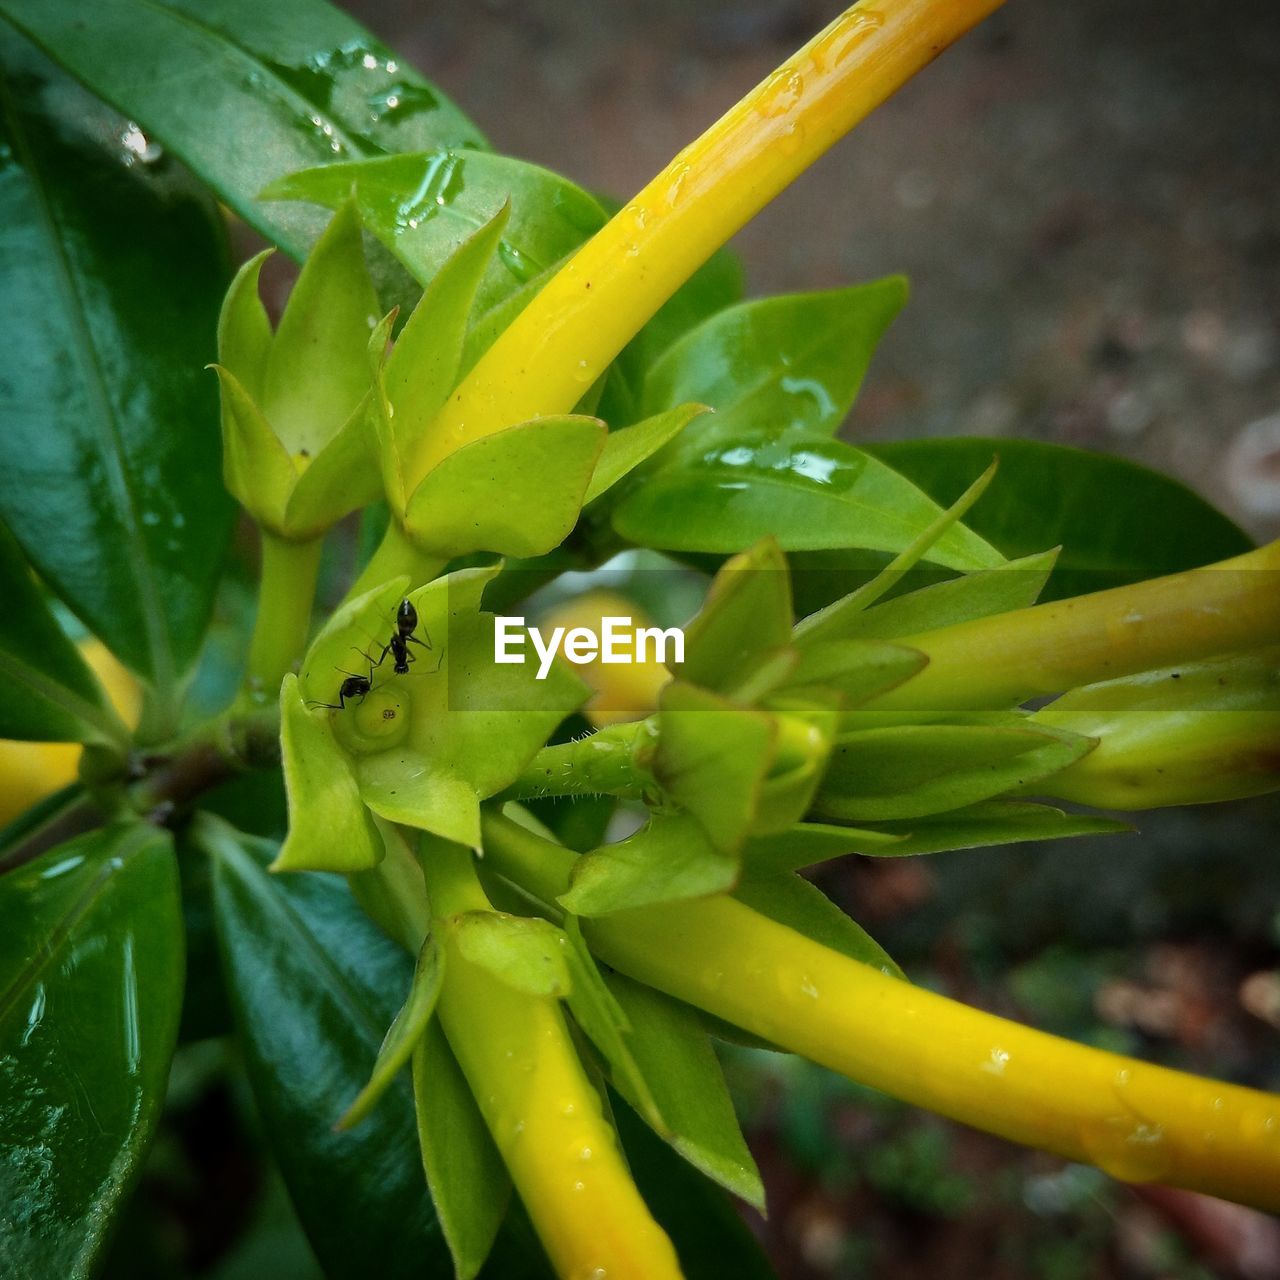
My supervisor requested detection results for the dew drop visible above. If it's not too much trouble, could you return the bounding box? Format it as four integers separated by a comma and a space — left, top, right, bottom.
1078, 1115, 1171, 1183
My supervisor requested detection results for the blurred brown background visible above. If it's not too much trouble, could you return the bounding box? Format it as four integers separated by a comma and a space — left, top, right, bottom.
348, 0, 1280, 542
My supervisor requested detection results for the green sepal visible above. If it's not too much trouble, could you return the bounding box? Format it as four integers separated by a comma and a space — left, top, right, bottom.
742, 822, 907, 875
654, 681, 776, 852
216, 249, 273, 400
413, 1021, 512, 1280
825, 549, 1059, 641
583, 403, 710, 505
260, 199, 381, 456
734, 874, 902, 978
450, 910, 572, 997
778, 639, 927, 705
795, 459, 1001, 645
749, 702, 839, 835
276, 673, 384, 872
560, 917, 665, 1132
283, 393, 386, 538
839, 800, 1133, 855
338, 930, 446, 1131
679, 537, 793, 696
560, 812, 738, 916
404, 415, 606, 558
605, 973, 766, 1212
323, 569, 586, 848
379, 205, 511, 502
0, 523, 125, 744
813, 720, 1097, 823
210, 362, 297, 530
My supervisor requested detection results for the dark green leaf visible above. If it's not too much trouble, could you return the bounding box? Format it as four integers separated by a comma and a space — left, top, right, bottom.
642, 278, 908, 455
264, 151, 607, 311
844, 800, 1133, 855
612, 433, 1004, 570
606, 973, 764, 1210
0, 824, 183, 1279
0, 0, 485, 257
868, 438, 1253, 600
202, 814, 456, 1279
0, 34, 233, 701
0, 523, 124, 743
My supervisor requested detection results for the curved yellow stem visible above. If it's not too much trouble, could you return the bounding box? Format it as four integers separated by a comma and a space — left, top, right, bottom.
477, 812, 1280, 1212
408, 0, 1005, 487
422, 841, 683, 1280
872, 539, 1280, 712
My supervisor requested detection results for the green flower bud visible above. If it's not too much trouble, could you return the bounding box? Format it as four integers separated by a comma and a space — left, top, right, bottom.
212, 201, 384, 538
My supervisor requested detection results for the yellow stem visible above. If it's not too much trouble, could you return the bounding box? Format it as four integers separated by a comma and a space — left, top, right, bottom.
421, 842, 683, 1280
590, 897, 1280, 1211
478, 812, 1280, 1211
871, 539, 1280, 712
409, 0, 1005, 486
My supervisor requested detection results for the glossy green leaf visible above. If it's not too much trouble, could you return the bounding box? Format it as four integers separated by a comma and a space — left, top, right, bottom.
451, 911, 572, 998
405, 416, 606, 558
339, 930, 445, 1130
734, 873, 902, 978
0, 522, 123, 744
277, 673, 384, 872
605, 973, 765, 1210
263, 150, 607, 311
583, 403, 710, 505
823, 549, 1059, 641
0, 824, 183, 1278
0, 34, 234, 695
869, 438, 1253, 600
642, 278, 908, 456
844, 800, 1132, 855
202, 815, 457, 1279
413, 1020, 513, 1280
742, 822, 907, 874
612, 433, 1004, 570
680, 538, 793, 694
0, 0, 485, 258
814, 721, 1097, 822
614, 1098, 778, 1280
560, 812, 738, 917
655, 682, 777, 852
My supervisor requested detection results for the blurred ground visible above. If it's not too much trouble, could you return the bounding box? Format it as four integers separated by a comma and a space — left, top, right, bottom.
352, 0, 1280, 542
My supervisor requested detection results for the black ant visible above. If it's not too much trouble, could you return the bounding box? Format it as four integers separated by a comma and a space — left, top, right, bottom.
306, 663, 374, 712
367, 598, 439, 675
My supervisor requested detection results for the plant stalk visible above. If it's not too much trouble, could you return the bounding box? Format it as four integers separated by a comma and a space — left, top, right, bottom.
479, 811, 1280, 1211
245, 531, 324, 700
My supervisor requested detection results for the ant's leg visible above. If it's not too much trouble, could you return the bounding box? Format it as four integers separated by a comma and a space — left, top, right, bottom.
305, 698, 344, 711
